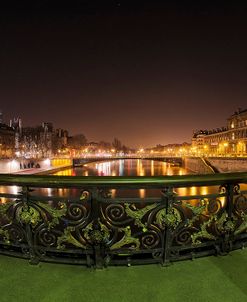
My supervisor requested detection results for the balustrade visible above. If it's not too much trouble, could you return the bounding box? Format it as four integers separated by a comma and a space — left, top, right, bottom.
0, 173, 246, 267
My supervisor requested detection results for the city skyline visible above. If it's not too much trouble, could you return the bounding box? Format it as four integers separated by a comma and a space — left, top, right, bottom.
1, 2, 247, 147
0, 108, 246, 149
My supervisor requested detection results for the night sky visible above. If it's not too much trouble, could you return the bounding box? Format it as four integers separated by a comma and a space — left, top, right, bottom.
0, 1, 247, 148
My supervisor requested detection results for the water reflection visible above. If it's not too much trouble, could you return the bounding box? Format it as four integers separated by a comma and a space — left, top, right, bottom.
137, 159, 145, 176
151, 160, 154, 176
140, 189, 146, 198
55, 159, 188, 178
95, 162, 111, 176
176, 186, 212, 197
54, 169, 74, 176
53, 159, 213, 198
1, 160, 245, 201
0, 185, 20, 204
119, 160, 124, 176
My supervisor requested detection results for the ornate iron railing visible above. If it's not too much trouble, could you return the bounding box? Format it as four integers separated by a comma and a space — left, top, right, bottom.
0, 172, 247, 267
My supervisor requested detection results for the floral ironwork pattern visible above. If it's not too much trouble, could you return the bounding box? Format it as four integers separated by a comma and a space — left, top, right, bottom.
0, 176, 246, 267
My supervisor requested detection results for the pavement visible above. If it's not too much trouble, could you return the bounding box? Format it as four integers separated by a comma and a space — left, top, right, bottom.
12, 165, 71, 175
14, 168, 46, 175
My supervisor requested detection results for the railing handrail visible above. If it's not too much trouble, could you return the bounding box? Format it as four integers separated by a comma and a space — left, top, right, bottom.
0, 172, 247, 267
0, 172, 246, 188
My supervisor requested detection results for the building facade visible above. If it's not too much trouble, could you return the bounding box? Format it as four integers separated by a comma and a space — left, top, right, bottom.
192, 109, 247, 156
20, 122, 55, 158
0, 123, 15, 158
10, 117, 22, 152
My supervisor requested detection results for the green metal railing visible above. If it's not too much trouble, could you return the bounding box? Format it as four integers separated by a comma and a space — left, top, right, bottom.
0, 172, 247, 267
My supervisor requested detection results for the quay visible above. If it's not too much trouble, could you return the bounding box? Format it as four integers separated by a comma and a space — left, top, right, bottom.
0, 158, 72, 175
13, 165, 72, 175
1, 156, 247, 175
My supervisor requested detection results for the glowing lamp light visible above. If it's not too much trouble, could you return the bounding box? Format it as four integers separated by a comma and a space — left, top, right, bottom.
44, 158, 51, 166
11, 160, 19, 171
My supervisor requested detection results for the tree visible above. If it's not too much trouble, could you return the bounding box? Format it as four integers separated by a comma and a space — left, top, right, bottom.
68, 134, 87, 149
122, 145, 129, 154
98, 141, 112, 151
112, 137, 122, 151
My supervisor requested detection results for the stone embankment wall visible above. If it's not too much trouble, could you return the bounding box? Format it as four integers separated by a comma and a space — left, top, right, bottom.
183, 157, 214, 174
207, 157, 247, 173
0, 159, 51, 173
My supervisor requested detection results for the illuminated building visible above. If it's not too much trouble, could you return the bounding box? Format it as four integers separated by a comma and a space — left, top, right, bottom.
55, 128, 68, 148
21, 122, 54, 158
0, 123, 15, 158
10, 117, 22, 152
192, 108, 247, 156
40, 122, 54, 157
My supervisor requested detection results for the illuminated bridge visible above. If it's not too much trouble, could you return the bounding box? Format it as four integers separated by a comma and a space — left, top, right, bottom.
72, 156, 183, 167
0, 171, 246, 268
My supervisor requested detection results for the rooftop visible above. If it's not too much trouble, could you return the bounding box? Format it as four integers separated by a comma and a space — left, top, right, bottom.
0, 123, 14, 132
230, 108, 247, 117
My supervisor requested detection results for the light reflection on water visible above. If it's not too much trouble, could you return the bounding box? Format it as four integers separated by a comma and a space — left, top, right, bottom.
0, 185, 20, 203
55, 159, 188, 177
53, 159, 216, 198
1, 160, 246, 202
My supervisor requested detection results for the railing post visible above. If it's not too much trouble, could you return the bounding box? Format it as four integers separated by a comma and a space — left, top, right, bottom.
226, 183, 234, 217
221, 183, 235, 254
162, 186, 175, 266
21, 186, 39, 265
91, 188, 104, 269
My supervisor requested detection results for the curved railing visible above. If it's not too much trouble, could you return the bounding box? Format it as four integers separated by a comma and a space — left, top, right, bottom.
0, 172, 247, 267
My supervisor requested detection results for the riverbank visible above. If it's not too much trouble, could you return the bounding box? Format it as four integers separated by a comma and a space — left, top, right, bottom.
0, 158, 72, 175
207, 157, 247, 173
1, 157, 247, 176
183, 157, 247, 174
13, 164, 72, 175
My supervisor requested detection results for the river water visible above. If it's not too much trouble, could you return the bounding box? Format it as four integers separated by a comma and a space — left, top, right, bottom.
1, 159, 194, 200
54, 159, 188, 177
0, 159, 244, 201
52, 159, 214, 198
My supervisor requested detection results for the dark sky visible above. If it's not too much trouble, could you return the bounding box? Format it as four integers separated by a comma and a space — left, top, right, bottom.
0, 1, 247, 148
